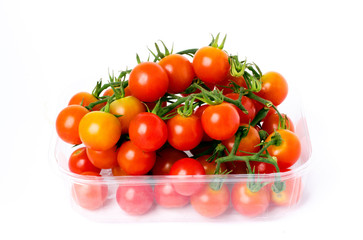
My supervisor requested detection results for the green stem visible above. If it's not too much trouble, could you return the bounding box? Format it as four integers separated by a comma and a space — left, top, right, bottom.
176, 48, 199, 55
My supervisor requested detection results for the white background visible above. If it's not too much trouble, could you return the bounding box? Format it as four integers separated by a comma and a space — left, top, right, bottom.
0, 0, 362, 239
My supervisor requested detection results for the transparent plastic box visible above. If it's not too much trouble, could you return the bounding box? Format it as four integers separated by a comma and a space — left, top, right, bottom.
51, 85, 312, 222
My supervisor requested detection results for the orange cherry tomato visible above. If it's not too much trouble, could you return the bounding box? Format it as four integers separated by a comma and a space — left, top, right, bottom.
78, 111, 122, 151
86, 145, 118, 169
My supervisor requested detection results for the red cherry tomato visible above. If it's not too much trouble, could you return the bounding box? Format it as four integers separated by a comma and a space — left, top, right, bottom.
78, 111, 122, 151
86, 145, 118, 169
68, 92, 105, 111
167, 114, 203, 151
262, 113, 295, 134
193, 46, 230, 84
196, 155, 227, 175
56, 105, 89, 145
250, 161, 278, 174
117, 141, 156, 175
129, 112, 168, 152
201, 103, 240, 140
169, 158, 206, 196
159, 54, 195, 94
116, 184, 154, 215
271, 177, 302, 206
194, 105, 214, 142
225, 93, 256, 124
231, 182, 270, 217
151, 147, 188, 175
256, 72, 288, 106
222, 125, 261, 174
68, 147, 101, 174
265, 129, 301, 169
216, 73, 245, 94
129, 62, 169, 102
71, 172, 108, 210
154, 182, 189, 208
191, 184, 230, 218
109, 96, 146, 134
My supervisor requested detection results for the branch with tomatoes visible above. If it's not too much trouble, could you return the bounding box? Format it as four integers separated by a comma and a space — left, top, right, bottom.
56, 33, 302, 201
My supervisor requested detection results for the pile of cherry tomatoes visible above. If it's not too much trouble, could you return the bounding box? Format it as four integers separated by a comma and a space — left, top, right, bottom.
56, 34, 302, 218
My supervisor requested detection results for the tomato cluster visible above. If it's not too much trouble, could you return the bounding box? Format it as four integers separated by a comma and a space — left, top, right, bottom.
56, 34, 303, 218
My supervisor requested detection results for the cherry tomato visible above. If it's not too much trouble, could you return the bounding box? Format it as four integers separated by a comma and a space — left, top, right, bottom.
201, 103, 240, 140
271, 177, 302, 206
225, 93, 256, 124
196, 155, 227, 175
194, 105, 213, 142
193, 46, 230, 84
117, 141, 156, 175
111, 166, 129, 176
102, 86, 132, 97
116, 184, 154, 215
265, 129, 301, 169
262, 113, 295, 134
231, 182, 270, 217
56, 105, 89, 145
86, 145, 118, 169
154, 182, 189, 208
129, 62, 169, 102
71, 172, 108, 210
159, 54, 195, 93
169, 158, 206, 196
68, 92, 105, 110
78, 111, 122, 151
256, 72, 288, 106
129, 112, 168, 152
109, 96, 146, 134
222, 125, 261, 174
151, 147, 188, 175
216, 73, 245, 94
250, 161, 278, 174
191, 184, 230, 218
167, 114, 203, 151
68, 147, 101, 174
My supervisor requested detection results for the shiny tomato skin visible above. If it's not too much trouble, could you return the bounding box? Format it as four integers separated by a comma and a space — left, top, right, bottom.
86, 145, 118, 169
117, 141, 156, 175
116, 184, 154, 215
154, 182, 189, 208
71, 172, 108, 210
194, 105, 214, 142
159, 54, 195, 94
231, 182, 270, 217
109, 96, 146, 134
167, 114, 203, 151
262, 113, 295, 134
129, 62, 169, 102
151, 147, 188, 175
68, 147, 101, 174
129, 112, 168, 152
250, 161, 278, 174
78, 111, 122, 151
225, 93, 256, 124
191, 184, 230, 218
193, 46, 230, 84
196, 155, 227, 175
256, 72, 288, 106
56, 105, 89, 145
201, 103, 240, 140
68, 92, 105, 111
169, 158, 206, 196
271, 177, 302, 206
265, 129, 301, 169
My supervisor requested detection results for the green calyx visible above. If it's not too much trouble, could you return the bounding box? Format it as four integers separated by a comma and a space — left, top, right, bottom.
209, 33, 227, 50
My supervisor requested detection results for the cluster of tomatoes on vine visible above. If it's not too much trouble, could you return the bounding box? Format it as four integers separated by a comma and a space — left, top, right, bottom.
55, 34, 302, 217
